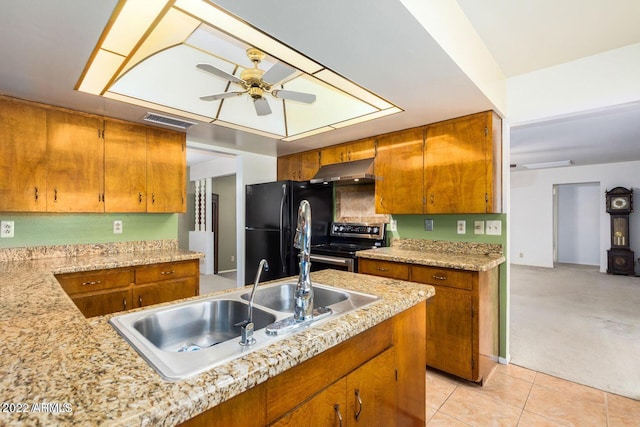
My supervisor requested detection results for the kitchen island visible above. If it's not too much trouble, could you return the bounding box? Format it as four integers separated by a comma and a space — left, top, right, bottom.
0, 241, 432, 426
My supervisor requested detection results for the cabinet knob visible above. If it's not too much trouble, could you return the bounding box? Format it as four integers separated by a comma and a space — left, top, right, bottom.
81, 280, 101, 286
139, 192, 143, 203
123, 298, 127, 310
138, 296, 143, 307
160, 270, 175, 275
34, 187, 39, 201
432, 275, 447, 281
376, 266, 389, 272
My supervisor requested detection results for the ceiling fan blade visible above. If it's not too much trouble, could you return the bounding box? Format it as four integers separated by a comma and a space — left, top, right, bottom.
199, 91, 245, 101
261, 62, 297, 85
196, 63, 243, 84
273, 90, 316, 104
253, 97, 272, 116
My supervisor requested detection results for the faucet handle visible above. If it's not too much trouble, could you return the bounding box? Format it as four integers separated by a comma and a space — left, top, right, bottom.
238, 320, 256, 346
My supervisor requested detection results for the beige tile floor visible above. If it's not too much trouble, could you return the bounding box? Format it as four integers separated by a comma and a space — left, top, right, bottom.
427, 364, 640, 426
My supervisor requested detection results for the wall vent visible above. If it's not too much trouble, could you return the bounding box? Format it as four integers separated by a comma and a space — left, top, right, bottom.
143, 112, 197, 130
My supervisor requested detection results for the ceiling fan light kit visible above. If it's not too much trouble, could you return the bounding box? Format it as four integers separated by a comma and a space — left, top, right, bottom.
198, 48, 317, 116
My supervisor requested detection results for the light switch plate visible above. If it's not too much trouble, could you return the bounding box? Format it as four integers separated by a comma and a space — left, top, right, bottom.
388, 219, 397, 232
1, 221, 15, 238
457, 220, 466, 234
113, 220, 123, 234
474, 221, 485, 235
486, 220, 502, 235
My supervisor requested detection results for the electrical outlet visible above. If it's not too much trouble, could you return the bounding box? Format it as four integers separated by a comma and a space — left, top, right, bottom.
113, 220, 123, 234
457, 220, 466, 234
230, 255, 235, 262
474, 221, 485, 234
486, 220, 502, 235
424, 219, 433, 231
388, 219, 397, 232
1, 221, 15, 238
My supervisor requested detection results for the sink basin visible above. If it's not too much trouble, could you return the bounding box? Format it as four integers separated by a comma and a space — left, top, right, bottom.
241, 283, 349, 312
133, 300, 276, 352
109, 281, 378, 380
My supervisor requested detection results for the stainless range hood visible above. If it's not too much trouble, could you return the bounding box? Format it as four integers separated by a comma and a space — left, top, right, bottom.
310, 158, 377, 184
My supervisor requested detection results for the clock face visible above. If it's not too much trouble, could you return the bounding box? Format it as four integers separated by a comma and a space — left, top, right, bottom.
611, 196, 629, 210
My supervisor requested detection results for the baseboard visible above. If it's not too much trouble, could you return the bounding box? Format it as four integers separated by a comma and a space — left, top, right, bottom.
218, 269, 237, 274
499, 355, 511, 365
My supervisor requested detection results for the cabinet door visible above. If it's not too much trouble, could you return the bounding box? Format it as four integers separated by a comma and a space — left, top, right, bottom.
104, 119, 147, 212
0, 98, 47, 212
271, 378, 347, 427
374, 128, 423, 214
299, 150, 320, 181
426, 285, 474, 380
146, 127, 186, 213
277, 154, 300, 180
320, 144, 345, 166
71, 289, 131, 318
424, 113, 488, 213
346, 138, 375, 162
133, 277, 197, 308
346, 347, 396, 426
46, 109, 104, 212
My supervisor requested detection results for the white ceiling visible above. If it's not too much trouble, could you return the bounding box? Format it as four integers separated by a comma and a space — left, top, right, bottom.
1, 0, 639, 169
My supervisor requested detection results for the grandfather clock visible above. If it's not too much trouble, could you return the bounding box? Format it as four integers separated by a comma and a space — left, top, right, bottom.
605, 187, 635, 275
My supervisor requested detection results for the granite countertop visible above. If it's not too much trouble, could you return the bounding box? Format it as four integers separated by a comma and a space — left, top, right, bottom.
357, 238, 505, 271
0, 243, 433, 426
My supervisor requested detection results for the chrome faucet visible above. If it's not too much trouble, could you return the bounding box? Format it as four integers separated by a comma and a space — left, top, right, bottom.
293, 200, 313, 322
239, 258, 269, 346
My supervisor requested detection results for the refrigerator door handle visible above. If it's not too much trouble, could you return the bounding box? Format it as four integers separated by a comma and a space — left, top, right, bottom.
279, 184, 287, 274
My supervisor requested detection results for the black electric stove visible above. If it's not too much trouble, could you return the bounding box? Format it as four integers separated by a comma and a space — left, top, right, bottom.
310, 222, 386, 272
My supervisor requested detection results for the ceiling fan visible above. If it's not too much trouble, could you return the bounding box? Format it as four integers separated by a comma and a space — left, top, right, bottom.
197, 48, 316, 116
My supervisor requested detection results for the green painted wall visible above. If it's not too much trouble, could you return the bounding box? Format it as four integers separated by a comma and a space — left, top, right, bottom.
392, 213, 509, 359
0, 213, 178, 248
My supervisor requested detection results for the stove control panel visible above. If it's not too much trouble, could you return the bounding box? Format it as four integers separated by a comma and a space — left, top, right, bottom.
330, 222, 385, 239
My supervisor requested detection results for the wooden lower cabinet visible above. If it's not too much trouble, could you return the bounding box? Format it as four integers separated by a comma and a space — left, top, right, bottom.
56, 259, 199, 317
360, 258, 499, 384
180, 302, 426, 427
70, 288, 132, 318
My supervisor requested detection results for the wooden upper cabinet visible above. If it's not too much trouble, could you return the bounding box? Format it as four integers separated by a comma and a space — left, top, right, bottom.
277, 150, 320, 181
424, 111, 501, 213
320, 138, 375, 165
375, 127, 424, 214
104, 120, 147, 212
0, 97, 47, 212
46, 109, 104, 212
146, 127, 186, 213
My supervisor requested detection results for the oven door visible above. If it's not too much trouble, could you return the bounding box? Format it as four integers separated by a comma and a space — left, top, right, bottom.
309, 254, 355, 272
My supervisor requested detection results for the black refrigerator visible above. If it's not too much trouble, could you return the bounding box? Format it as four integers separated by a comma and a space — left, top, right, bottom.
245, 181, 333, 284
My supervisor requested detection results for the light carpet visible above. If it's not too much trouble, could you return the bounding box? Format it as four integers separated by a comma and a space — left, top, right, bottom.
510, 263, 640, 400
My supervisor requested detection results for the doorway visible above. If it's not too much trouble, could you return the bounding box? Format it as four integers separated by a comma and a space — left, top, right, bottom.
211, 193, 219, 274
553, 182, 600, 265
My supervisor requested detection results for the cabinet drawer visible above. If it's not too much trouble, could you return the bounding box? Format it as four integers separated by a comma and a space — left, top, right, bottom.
56, 268, 134, 295
136, 260, 198, 284
410, 265, 473, 290
359, 259, 409, 280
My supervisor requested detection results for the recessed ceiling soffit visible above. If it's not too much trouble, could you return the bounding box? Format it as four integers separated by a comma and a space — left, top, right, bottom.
76, 0, 402, 141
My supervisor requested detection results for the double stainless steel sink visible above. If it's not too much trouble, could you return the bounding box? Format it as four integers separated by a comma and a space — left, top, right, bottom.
109, 281, 378, 380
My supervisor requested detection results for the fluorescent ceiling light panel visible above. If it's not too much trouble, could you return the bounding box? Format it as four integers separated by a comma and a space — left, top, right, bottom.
522, 160, 573, 169
102, 0, 167, 55
77, 0, 401, 141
